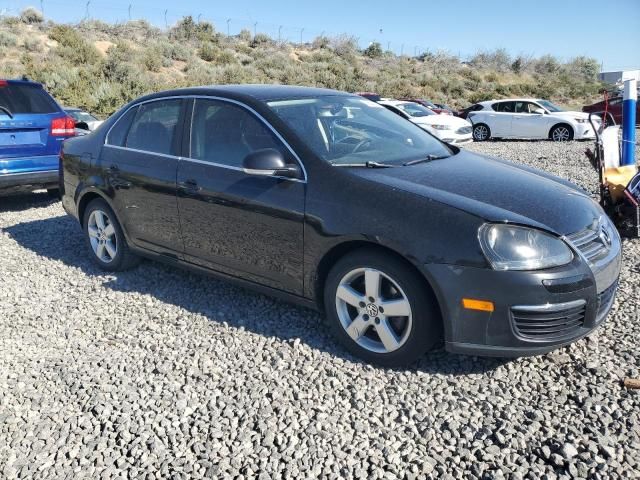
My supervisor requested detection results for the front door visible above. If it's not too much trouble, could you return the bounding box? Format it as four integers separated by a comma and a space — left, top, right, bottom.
176, 98, 306, 294
100, 98, 186, 255
512, 101, 548, 138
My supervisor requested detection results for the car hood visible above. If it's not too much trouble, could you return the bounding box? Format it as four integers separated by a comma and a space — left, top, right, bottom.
351, 150, 601, 235
551, 111, 599, 122
411, 115, 471, 128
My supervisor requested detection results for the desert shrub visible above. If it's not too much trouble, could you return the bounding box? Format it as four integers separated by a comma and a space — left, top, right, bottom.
143, 48, 163, 72
23, 38, 41, 52
237, 29, 252, 42
0, 31, 17, 47
312, 35, 330, 49
364, 42, 383, 59
49, 25, 100, 65
217, 49, 236, 65
199, 42, 218, 62
20, 7, 43, 24
331, 35, 359, 58
171, 16, 215, 42
250, 33, 271, 48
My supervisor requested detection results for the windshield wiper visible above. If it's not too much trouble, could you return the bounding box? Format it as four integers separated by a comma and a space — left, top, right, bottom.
331, 160, 396, 168
0, 106, 14, 118
403, 154, 448, 166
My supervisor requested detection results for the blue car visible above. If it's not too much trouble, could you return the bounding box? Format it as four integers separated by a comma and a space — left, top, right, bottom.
0, 79, 76, 195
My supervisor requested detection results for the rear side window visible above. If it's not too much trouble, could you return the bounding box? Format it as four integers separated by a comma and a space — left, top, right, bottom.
106, 106, 138, 147
125, 100, 182, 155
0, 83, 59, 114
470, 104, 483, 112
492, 101, 516, 113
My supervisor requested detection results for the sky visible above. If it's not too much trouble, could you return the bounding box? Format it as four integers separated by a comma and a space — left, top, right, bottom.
3, 0, 639, 71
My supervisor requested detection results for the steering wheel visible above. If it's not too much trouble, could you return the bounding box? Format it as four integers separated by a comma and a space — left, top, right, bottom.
336, 136, 372, 154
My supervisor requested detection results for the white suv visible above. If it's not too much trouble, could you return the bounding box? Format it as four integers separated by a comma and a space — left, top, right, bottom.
468, 99, 600, 142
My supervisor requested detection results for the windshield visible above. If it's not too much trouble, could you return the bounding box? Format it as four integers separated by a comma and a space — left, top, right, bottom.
395, 102, 435, 118
537, 100, 564, 113
66, 110, 97, 122
267, 96, 452, 166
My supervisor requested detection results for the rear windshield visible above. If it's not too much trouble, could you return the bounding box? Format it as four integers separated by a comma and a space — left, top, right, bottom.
0, 83, 60, 115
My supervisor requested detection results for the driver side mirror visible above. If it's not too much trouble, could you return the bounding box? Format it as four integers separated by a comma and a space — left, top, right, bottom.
532, 108, 545, 115
242, 148, 301, 179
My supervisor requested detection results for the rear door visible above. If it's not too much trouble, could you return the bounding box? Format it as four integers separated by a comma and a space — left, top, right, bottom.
489, 101, 516, 137
0, 81, 68, 172
100, 98, 185, 256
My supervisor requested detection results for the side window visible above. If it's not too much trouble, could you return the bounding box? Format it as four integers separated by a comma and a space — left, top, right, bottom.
125, 99, 182, 155
190, 99, 288, 168
107, 106, 138, 146
471, 104, 483, 112
493, 101, 515, 113
515, 101, 538, 114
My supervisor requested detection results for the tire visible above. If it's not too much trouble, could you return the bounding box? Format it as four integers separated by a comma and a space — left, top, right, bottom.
323, 248, 441, 367
47, 188, 60, 198
550, 124, 574, 142
472, 123, 491, 142
83, 198, 140, 271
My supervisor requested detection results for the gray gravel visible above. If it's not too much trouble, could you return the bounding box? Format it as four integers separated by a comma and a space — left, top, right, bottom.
1, 140, 639, 479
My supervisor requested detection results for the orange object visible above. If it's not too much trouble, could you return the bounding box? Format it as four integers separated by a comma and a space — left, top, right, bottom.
462, 298, 495, 312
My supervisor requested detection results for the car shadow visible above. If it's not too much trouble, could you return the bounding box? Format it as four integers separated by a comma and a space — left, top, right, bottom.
4, 214, 512, 375
0, 191, 58, 213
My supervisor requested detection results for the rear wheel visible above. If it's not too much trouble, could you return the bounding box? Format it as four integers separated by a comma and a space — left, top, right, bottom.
472, 123, 491, 141
550, 124, 573, 141
83, 198, 140, 271
324, 249, 441, 367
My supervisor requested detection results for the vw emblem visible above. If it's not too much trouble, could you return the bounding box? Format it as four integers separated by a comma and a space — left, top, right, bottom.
366, 303, 379, 317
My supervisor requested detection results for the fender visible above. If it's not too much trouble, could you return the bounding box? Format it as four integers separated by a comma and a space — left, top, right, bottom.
75, 185, 135, 247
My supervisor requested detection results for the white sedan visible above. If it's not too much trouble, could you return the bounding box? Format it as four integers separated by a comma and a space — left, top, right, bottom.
378, 100, 473, 145
467, 98, 600, 142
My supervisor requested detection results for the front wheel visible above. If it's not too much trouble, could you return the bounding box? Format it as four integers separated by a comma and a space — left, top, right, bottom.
550, 124, 574, 142
83, 198, 140, 271
472, 123, 491, 142
324, 249, 441, 367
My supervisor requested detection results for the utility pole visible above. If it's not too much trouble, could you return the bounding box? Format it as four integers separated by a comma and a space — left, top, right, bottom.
253, 21, 257, 37
278, 25, 282, 42
84, 0, 90, 20
40, 0, 44, 18
300, 28, 304, 45
128, 4, 131, 21
197, 13, 202, 23
387, 41, 390, 51
401, 44, 404, 56
164, 9, 168, 29
226, 18, 231, 36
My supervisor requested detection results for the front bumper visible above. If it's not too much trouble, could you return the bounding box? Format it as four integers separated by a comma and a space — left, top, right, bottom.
424, 238, 621, 357
420, 125, 473, 145
574, 123, 598, 140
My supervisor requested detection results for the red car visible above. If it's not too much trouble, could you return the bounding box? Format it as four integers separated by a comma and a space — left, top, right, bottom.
583, 96, 640, 126
399, 98, 452, 115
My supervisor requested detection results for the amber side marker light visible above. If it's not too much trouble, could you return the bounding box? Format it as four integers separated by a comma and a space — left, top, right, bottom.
462, 298, 495, 312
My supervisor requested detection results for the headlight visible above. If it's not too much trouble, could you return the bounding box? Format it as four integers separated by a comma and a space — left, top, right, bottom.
574, 118, 588, 124
479, 224, 574, 271
431, 124, 452, 130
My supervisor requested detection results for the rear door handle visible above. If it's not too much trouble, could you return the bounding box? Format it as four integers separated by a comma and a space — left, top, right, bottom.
178, 179, 201, 195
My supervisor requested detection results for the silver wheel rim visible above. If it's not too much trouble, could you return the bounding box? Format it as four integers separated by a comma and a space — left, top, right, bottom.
552, 126, 570, 141
87, 210, 117, 263
474, 125, 488, 141
335, 268, 413, 354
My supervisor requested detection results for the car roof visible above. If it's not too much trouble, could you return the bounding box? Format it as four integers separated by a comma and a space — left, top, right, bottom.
64, 107, 82, 111
483, 98, 542, 104
378, 99, 413, 107
1, 78, 44, 87
140, 84, 350, 103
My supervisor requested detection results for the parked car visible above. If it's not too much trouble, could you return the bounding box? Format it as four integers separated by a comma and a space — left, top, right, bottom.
457, 103, 485, 119
355, 92, 382, 102
65, 108, 104, 131
379, 99, 473, 144
468, 98, 600, 142
1, 79, 75, 195
399, 98, 452, 115
61, 85, 621, 366
582, 96, 640, 126
433, 103, 456, 115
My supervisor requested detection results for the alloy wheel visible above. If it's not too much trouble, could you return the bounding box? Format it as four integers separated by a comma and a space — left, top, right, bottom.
87, 210, 117, 263
335, 267, 413, 354
552, 126, 571, 141
473, 125, 489, 141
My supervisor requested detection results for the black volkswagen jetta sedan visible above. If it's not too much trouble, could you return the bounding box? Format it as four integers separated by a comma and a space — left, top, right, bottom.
60, 85, 621, 366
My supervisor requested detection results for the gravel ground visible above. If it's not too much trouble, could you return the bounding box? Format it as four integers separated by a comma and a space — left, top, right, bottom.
1, 140, 639, 479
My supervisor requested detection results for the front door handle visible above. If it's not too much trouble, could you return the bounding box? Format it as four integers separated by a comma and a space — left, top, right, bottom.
178, 179, 201, 195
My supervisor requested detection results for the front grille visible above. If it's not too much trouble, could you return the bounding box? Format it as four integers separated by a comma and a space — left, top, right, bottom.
566, 220, 611, 263
511, 301, 586, 341
456, 126, 472, 134
596, 282, 618, 321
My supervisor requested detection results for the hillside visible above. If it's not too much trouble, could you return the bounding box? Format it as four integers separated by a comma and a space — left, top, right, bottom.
0, 9, 604, 117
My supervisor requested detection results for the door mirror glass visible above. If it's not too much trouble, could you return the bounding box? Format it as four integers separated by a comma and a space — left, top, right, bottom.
243, 148, 300, 178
